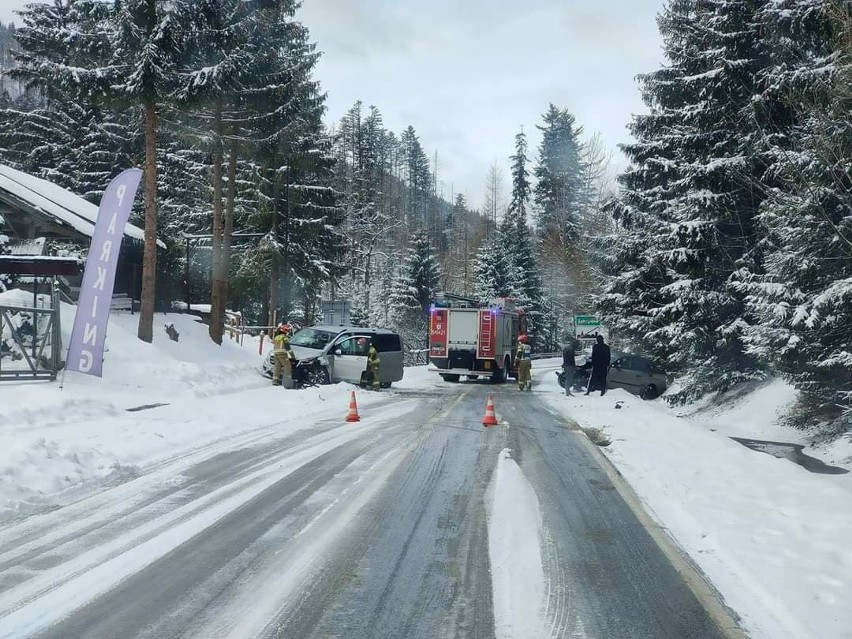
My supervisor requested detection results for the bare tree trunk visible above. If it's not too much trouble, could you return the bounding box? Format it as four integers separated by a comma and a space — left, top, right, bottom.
281, 164, 291, 319
219, 138, 238, 325
267, 168, 280, 330
209, 101, 224, 344
137, 99, 158, 343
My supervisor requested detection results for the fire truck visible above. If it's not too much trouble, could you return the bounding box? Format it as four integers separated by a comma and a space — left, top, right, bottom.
428, 293, 526, 383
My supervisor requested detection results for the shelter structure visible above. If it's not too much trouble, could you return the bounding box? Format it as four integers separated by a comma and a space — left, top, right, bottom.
0, 256, 79, 381
0, 163, 162, 303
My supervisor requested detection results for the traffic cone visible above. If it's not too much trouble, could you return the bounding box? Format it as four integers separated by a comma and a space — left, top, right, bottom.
345, 390, 361, 423
482, 394, 499, 427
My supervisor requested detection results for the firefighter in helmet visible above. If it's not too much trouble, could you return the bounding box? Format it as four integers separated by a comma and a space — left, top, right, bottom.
366, 338, 381, 390
272, 323, 295, 386
516, 334, 532, 391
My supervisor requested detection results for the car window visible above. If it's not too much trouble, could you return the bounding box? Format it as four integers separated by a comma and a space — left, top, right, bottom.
290, 328, 339, 349
336, 336, 370, 356
632, 358, 652, 373
374, 333, 401, 352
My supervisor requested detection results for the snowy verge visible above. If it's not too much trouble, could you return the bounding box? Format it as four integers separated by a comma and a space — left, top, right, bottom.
0, 290, 440, 522
541, 364, 852, 639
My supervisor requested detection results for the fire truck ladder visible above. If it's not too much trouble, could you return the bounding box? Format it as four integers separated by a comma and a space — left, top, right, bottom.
479, 311, 493, 356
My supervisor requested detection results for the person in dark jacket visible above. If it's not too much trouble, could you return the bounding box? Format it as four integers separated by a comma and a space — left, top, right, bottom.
562, 340, 577, 396
585, 335, 611, 396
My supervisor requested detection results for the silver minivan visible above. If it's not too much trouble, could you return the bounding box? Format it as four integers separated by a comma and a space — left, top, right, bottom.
263, 325, 404, 387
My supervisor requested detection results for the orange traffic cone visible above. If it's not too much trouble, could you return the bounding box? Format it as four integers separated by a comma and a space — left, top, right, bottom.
482, 394, 499, 427
346, 390, 361, 423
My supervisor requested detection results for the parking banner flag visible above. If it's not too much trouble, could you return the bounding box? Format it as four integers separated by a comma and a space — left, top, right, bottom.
67, 168, 143, 377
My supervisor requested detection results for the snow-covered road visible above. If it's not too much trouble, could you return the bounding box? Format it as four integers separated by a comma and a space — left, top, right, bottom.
0, 377, 736, 638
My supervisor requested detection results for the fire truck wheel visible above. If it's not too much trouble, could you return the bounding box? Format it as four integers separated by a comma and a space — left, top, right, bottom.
441, 374, 461, 382
491, 362, 505, 384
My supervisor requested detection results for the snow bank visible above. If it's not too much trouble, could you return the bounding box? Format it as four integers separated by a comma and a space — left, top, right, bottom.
0, 289, 436, 522
541, 365, 852, 639
487, 448, 548, 639
0, 300, 268, 519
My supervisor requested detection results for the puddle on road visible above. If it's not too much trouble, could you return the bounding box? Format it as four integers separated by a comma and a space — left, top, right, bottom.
730, 437, 849, 475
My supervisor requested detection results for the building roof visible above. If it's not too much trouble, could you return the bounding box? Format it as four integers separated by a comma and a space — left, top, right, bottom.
0, 255, 81, 276
0, 163, 163, 247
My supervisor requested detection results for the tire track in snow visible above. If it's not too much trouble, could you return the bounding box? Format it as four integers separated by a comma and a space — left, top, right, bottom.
0, 402, 419, 638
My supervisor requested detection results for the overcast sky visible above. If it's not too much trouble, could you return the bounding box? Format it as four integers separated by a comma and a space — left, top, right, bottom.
1, 0, 667, 209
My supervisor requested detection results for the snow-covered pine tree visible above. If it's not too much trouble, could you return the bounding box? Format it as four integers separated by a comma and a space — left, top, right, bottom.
503, 128, 545, 347
439, 193, 471, 294
654, 0, 770, 401
602, 0, 770, 400
98, 0, 188, 340
3, 0, 134, 200
228, 0, 345, 326
400, 126, 432, 231
390, 232, 441, 351
599, 0, 702, 364
335, 102, 401, 318
534, 104, 584, 244
177, 0, 265, 343
473, 238, 510, 302
740, 0, 852, 431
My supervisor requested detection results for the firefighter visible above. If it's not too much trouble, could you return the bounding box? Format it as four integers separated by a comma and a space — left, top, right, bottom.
516, 334, 532, 391
366, 339, 382, 390
272, 324, 295, 386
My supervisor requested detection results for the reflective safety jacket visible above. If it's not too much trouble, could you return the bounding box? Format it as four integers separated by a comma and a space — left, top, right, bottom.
516, 343, 532, 361
273, 333, 295, 359
367, 345, 381, 369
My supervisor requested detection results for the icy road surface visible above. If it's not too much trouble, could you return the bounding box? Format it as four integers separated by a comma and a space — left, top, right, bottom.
0, 379, 739, 638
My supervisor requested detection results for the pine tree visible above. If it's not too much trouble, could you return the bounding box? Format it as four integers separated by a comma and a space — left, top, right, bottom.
390, 232, 441, 349
400, 125, 432, 231
473, 238, 510, 301
534, 104, 584, 242
508, 128, 531, 220
602, 0, 770, 400
106, 0, 190, 341
741, 0, 852, 430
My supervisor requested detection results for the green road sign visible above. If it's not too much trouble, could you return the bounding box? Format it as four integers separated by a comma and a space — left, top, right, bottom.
574, 315, 599, 326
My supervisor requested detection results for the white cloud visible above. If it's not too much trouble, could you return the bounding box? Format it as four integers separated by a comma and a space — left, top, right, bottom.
1, 0, 667, 209
299, 0, 666, 208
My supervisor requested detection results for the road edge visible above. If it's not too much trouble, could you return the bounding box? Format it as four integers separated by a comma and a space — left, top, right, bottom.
564, 416, 751, 639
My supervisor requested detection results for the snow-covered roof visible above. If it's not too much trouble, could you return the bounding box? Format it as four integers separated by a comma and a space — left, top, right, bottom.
0, 163, 163, 247
6, 237, 46, 256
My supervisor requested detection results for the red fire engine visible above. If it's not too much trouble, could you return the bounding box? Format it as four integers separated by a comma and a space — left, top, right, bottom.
428, 293, 526, 383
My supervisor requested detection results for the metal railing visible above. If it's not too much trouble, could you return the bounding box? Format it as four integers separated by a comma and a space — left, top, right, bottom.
0, 280, 62, 381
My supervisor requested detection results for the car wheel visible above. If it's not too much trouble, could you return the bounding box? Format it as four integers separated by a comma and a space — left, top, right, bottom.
640, 384, 659, 400
306, 365, 330, 386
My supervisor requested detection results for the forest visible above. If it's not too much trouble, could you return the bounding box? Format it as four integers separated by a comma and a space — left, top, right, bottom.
0, 0, 850, 434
